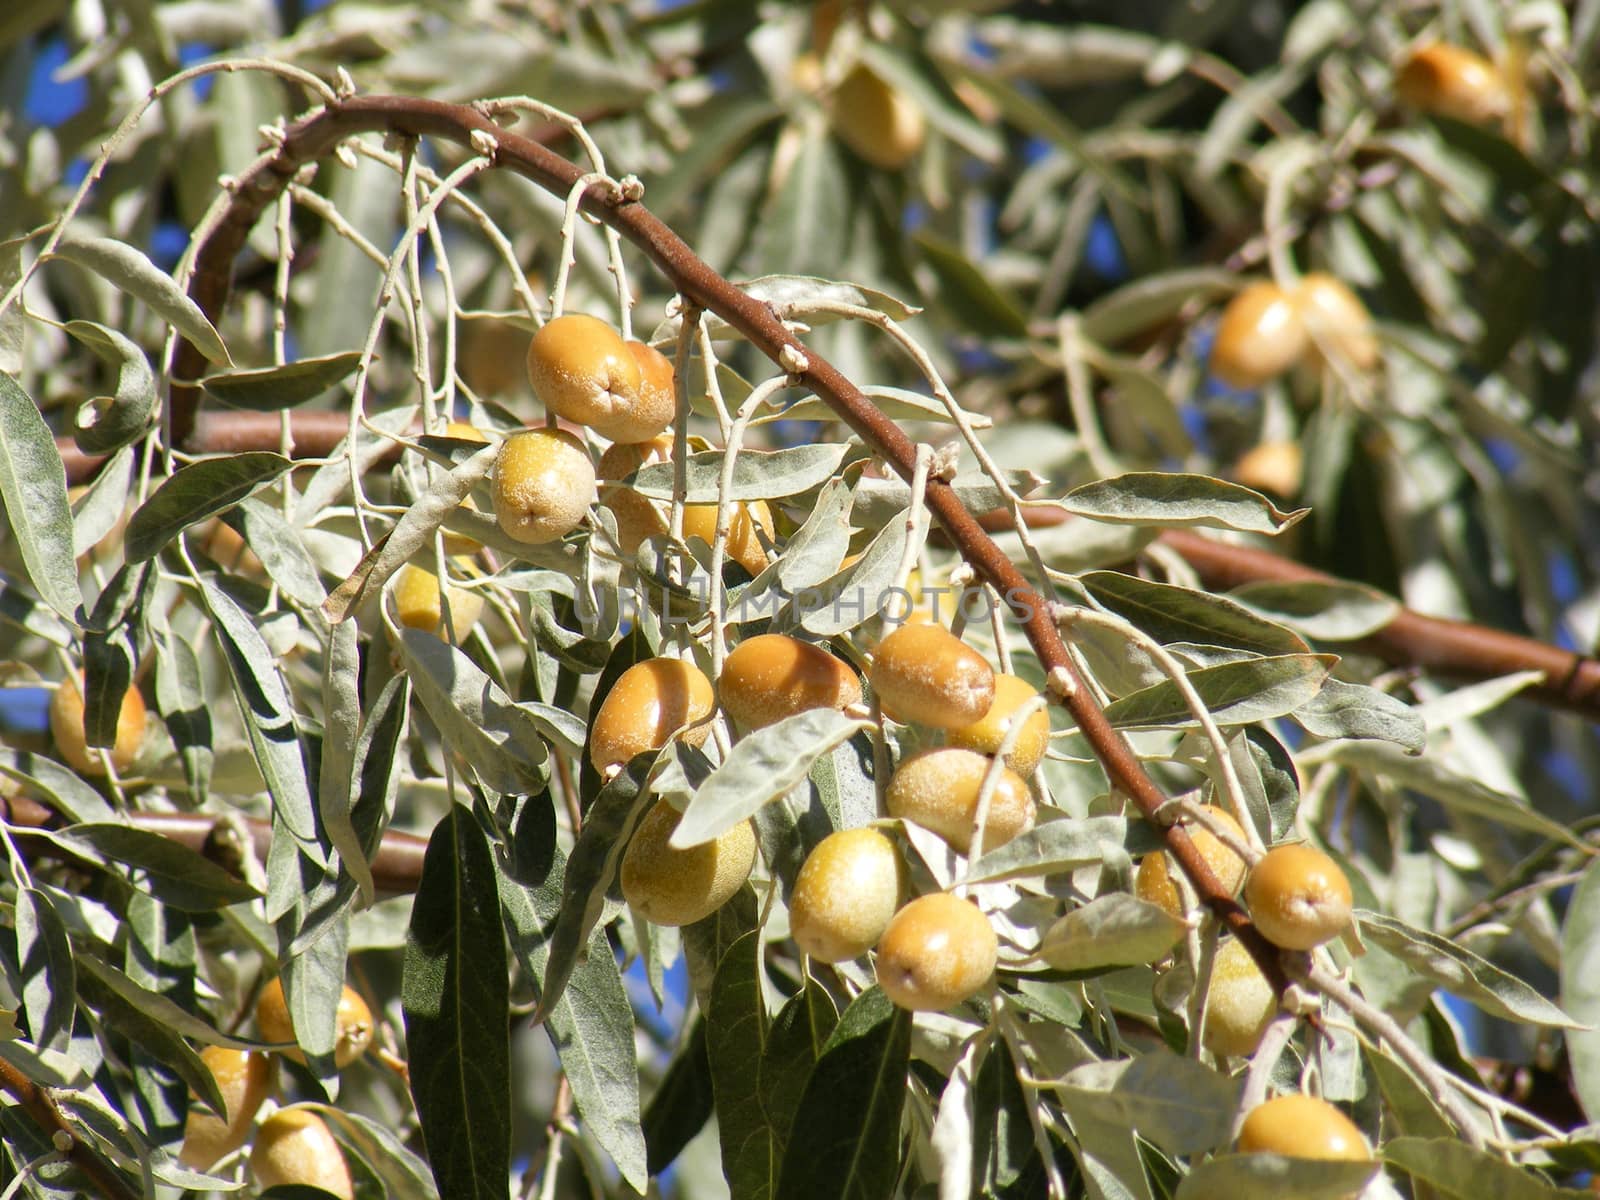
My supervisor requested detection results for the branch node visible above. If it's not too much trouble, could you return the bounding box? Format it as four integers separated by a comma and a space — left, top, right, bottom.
1045, 665, 1077, 699
618, 174, 645, 202
334, 142, 359, 170
335, 66, 356, 98
469, 128, 500, 159
931, 440, 961, 482
778, 344, 809, 375
52, 1130, 73, 1153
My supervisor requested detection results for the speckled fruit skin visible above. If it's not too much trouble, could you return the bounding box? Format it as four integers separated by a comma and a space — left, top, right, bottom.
255, 979, 374, 1068
1396, 43, 1508, 125
944, 673, 1051, 776
1201, 937, 1277, 1058
249, 1108, 354, 1200
393, 563, 484, 637
1237, 1093, 1371, 1163
589, 658, 715, 774
1233, 441, 1303, 500
681, 497, 773, 576
177, 1046, 277, 1169
719, 634, 862, 732
621, 799, 757, 926
790, 828, 905, 963
1135, 804, 1249, 919
1294, 273, 1378, 372
871, 622, 996, 731
49, 673, 146, 776
886, 748, 1035, 856
439, 420, 492, 555
493, 427, 596, 545
524, 314, 674, 443
1209, 281, 1308, 390
596, 435, 673, 556
829, 64, 926, 170
1244, 843, 1354, 951
876, 892, 998, 1012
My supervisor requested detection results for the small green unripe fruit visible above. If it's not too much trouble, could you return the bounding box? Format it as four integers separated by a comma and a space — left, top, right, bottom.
944, 673, 1051, 776
1396, 43, 1509, 125
525, 314, 674, 443
876, 892, 997, 1012
789, 828, 905, 963
719, 633, 862, 732
828, 64, 926, 170
1201, 937, 1277, 1058
49, 672, 146, 776
392, 563, 483, 637
255, 979, 374, 1068
249, 1108, 354, 1200
177, 1046, 277, 1170
621, 799, 757, 926
681, 497, 773, 576
1244, 843, 1355, 951
1237, 1093, 1371, 1163
871, 622, 995, 731
1209, 281, 1308, 390
1294, 273, 1378, 372
493, 427, 596, 545
886, 748, 1035, 856
589, 657, 715, 774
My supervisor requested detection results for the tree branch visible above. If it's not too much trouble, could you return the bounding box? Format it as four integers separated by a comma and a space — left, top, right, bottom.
0, 1054, 139, 1200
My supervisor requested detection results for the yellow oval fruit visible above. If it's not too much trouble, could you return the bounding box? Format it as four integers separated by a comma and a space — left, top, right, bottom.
1135, 805, 1249, 919
944, 673, 1051, 777
1233, 441, 1304, 500
621, 799, 757, 926
255, 979, 374, 1068
1201, 937, 1277, 1058
49, 673, 146, 776
681, 497, 773, 576
439, 420, 492, 556
829, 63, 926, 170
790, 828, 905, 963
1237, 1093, 1371, 1162
1396, 43, 1509, 125
1244, 843, 1355, 951
1294, 273, 1378, 372
596, 435, 673, 556
392, 563, 484, 638
871, 622, 996, 731
249, 1108, 354, 1200
876, 893, 997, 1012
719, 634, 862, 732
459, 318, 532, 397
589, 658, 715, 774
525, 314, 674, 443
177, 1046, 277, 1170
1209, 281, 1309, 390
886, 748, 1035, 856
493, 427, 596, 545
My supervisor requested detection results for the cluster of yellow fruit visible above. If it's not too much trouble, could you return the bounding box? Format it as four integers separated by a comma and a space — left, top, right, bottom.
1209, 273, 1378, 391
176, 978, 373, 1197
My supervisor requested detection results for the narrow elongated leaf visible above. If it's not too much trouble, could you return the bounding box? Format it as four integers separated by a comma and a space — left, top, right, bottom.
0, 372, 81, 622
124, 452, 292, 562
769, 385, 988, 428
16, 888, 75, 1052
760, 977, 838, 1148
735, 479, 853, 622
57, 823, 261, 910
631, 444, 849, 503
318, 621, 373, 904
1227, 579, 1400, 641
795, 495, 933, 636
709, 931, 779, 1198
202, 350, 364, 410
223, 499, 327, 605
1054, 1052, 1239, 1156
319, 1107, 440, 1200
0, 235, 23, 374
62, 320, 156, 454
1175, 1152, 1376, 1199
403, 805, 510, 1200
1561, 858, 1600, 1122
1080, 571, 1308, 656
1383, 1137, 1589, 1199
913, 231, 1029, 338
1080, 267, 1237, 346
1038, 895, 1187, 972
1293, 679, 1425, 752
1062, 472, 1306, 534
775, 987, 911, 1200
643, 1020, 715, 1174
1104, 654, 1335, 729
0, 749, 115, 822
152, 628, 213, 800
966, 817, 1133, 884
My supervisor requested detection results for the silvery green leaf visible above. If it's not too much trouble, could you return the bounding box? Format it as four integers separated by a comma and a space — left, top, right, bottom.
1294, 679, 1425, 753
0, 749, 115, 822
1038, 894, 1187, 972
1176, 1152, 1376, 1200
201, 350, 364, 410
1228, 579, 1401, 641
734, 478, 852, 623
765, 385, 989, 428
0, 372, 82, 623
123, 452, 293, 562
1562, 859, 1600, 1126
16, 887, 75, 1053
1382, 1137, 1587, 1200
0, 235, 23, 374
70, 442, 135, 557
1056, 1051, 1239, 1156
1411, 671, 1546, 731
1062, 472, 1306, 535
1079, 267, 1237, 346
224, 498, 327, 606
1104, 654, 1334, 729
794, 497, 931, 636
965, 817, 1131, 884
630, 444, 848, 502
1080, 571, 1309, 656
62, 319, 156, 454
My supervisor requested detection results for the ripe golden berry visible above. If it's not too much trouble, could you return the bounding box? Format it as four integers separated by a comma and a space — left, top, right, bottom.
1201, 937, 1277, 1058
875, 893, 997, 1012
49, 673, 146, 776
1396, 43, 1509, 125
392, 563, 484, 638
828, 64, 926, 171
492, 427, 595, 545
524, 314, 674, 443
944, 673, 1051, 777
1237, 1093, 1371, 1163
249, 1108, 354, 1200
1135, 805, 1249, 919
459, 317, 532, 397
1209, 281, 1308, 390
870, 622, 995, 731
886, 748, 1035, 856
621, 799, 757, 926
1244, 843, 1355, 951
596, 435, 673, 556
439, 420, 492, 556
719, 633, 862, 732
177, 1046, 277, 1170
789, 828, 905, 963
1233, 441, 1304, 500
255, 979, 374, 1068
1294, 273, 1378, 372
680, 497, 773, 576
589, 657, 715, 774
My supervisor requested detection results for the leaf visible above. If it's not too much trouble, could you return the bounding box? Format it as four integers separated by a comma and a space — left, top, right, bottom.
965, 817, 1132, 884
735, 479, 853, 619
708, 931, 779, 1198
317, 1107, 440, 1200
0, 749, 115, 823
849, 471, 1038, 529
223, 499, 327, 606
1227, 579, 1400, 641
1383, 1137, 1590, 1199
62, 320, 157, 454
1562, 858, 1600, 1122
912, 231, 1029, 339
1061, 473, 1307, 535
630, 444, 849, 503
1038, 894, 1187, 972
1080, 268, 1238, 346
124, 452, 293, 562
49, 234, 231, 365
734, 274, 919, 324
1293, 679, 1425, 752
769, 385, 988, 428
795, 495, 933, 636
403, 805, 511, 1200
1080, 571, 1309, 657
201, 350, 364, 410
672, 710, 871, 848
0, 235, 23, 374
1104, 655, 1335, 729
1055, 1051, 1240, 1156
57, 823, 261, 910
1175, 1152, 1376, 1199
1360, 911, 1582, 1027
0, 372, 82, 623
774, 987, 911, 1200
760, 977, 838, 1148
318, 621, 373, 906
752, 123, 852, 279
16, 888, 75, 1053
643, 1020, 715, 1174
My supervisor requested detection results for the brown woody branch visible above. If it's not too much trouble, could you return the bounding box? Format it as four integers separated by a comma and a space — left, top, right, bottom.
0, 1053, 138, 1200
